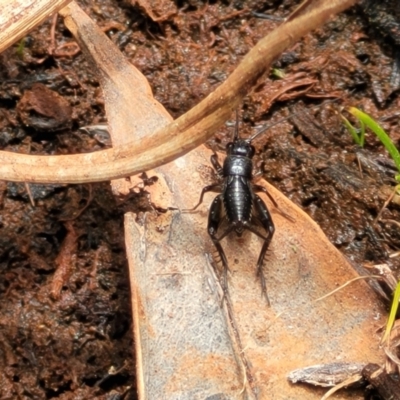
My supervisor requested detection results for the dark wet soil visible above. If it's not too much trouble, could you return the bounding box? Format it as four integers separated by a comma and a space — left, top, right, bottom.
0, 0, 400, 399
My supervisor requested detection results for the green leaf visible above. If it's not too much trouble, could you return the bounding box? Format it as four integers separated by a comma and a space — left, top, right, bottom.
347, 107, 400, 176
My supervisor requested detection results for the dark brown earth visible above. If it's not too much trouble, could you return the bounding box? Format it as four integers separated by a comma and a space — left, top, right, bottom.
0, 0, 400, 399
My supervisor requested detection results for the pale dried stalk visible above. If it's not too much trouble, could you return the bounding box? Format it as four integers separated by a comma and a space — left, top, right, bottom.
0, 0, 72, 53
0, 0, 356, 184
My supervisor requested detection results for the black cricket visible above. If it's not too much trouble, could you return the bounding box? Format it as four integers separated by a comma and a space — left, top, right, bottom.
189, 111, 280, 304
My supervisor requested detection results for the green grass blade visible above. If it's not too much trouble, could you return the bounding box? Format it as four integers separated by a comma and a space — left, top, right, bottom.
348, 107, 400, 178
359, 119, 365, 147
382, 280, 400, 344
340, 115, 363, 146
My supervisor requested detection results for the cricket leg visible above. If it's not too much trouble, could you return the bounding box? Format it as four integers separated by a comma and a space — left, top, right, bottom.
182, 183, 222, 212
253, 184, 294, 222
208, 195, 235, 296
252, 194, 275, 305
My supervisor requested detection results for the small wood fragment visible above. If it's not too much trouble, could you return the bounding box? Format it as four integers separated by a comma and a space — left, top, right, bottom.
362, 363, 400, 400
50, 221, 78, 300
288, 362, 366, 387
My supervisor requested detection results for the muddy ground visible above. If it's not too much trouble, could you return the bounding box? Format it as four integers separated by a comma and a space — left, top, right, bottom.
0, 0, 399, 399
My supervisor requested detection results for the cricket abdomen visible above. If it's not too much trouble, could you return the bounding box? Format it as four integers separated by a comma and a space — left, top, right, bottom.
223, 176, 252, 225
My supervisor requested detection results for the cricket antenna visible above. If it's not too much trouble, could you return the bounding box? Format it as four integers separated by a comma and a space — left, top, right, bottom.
246, 116, 293, 143
233, 108, 240, 141
246, 97, 343, 143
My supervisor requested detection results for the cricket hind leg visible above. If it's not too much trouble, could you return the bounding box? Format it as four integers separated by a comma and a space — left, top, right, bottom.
208, 195, 235, 296
252, 194, 275, 305
253, 184, 295, 222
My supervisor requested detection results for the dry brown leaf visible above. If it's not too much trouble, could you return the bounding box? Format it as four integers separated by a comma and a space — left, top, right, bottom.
125, 145, 385, 399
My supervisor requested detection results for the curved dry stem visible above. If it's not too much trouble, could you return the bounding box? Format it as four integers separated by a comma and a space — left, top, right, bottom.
0, 0, 356, 184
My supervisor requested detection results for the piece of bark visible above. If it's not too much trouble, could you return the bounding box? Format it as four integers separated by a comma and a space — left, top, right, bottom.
288, 362, 366, 387
362, 363, 400, 400
17, 83, 72, 131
